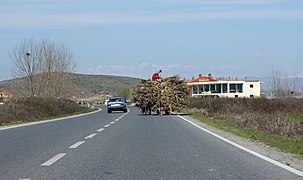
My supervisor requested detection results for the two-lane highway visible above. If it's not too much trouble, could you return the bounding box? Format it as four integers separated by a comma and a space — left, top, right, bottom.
0, 106, 302, 179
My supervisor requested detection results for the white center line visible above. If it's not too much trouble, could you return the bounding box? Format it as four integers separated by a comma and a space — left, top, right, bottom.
104, 124, 110, 128
19, 178, 30, 180
110, 121, 115, 124
97, 128, 105, 132
41, 153, 66, 166
69, 141, 85, 149
85, 133, 97, 139
115, 119, 119, 122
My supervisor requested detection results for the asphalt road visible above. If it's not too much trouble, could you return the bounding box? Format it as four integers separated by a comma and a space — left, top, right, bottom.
0, 106, 302, 180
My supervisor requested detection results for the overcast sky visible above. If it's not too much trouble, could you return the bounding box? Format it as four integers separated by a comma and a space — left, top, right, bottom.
1, 0, 303, 80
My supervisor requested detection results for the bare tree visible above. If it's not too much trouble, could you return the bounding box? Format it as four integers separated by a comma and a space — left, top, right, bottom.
10, 38, 76, 98
37, 39, 76, 98
10, 38, 39, 97
268, 70, 297, 98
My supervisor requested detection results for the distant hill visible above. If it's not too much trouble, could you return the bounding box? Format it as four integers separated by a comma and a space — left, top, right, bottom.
68, 73, 142, 95
0, 73, 142, 97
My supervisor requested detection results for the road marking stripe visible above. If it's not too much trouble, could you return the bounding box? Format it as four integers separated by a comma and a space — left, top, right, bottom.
97, 128, 105, 132
69, 141, 85, 149
104, 124, 110, 128
177, 115, 303, 177
19, 179, 30, 180
85, 133, 97, 139
115, 119, 119, 122
110, 121, 115, 124
41, 153, 66, 166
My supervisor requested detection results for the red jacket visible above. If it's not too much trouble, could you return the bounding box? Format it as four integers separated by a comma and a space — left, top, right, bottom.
152, 73, 159, 80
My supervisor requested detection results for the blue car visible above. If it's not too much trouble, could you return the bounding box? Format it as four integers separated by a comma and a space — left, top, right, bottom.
107, 97, 127, 113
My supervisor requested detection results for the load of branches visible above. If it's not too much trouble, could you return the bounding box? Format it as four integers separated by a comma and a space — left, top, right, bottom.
132, 75, 189, 115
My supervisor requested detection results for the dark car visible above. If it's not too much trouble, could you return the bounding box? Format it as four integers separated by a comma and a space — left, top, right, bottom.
107, 97, 127, 113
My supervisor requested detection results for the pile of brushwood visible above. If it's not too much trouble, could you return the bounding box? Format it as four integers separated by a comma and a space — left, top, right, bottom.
132, 76, 189, 115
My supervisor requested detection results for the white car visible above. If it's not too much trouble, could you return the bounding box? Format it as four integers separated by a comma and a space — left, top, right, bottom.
107, 97, 127, 113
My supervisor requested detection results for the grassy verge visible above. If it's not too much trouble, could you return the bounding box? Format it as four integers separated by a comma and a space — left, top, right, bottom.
0, 107, 98, 127
183, 108, 303, 159
290, 115, 303, 123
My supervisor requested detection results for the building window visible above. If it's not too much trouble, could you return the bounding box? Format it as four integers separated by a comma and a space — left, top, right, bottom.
222, 84, 227, 93
199, 85, 203, 94
210, 84, 216, 93
216, 84, 221, 93
230, 84, 236, 93
204, 85, 209, 92
193, 85, 198, 94
230, 84, 243, 93
250, 84, 254, 88
250, 95, 254, 98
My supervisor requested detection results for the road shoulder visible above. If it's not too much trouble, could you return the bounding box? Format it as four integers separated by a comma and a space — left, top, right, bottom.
182, 115, 303, 172
0, 108, 101, 131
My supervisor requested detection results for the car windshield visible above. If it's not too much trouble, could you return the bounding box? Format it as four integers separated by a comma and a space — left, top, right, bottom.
109, 98, 123, 103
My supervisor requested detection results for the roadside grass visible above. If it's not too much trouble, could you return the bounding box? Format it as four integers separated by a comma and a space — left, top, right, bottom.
0, 108, 98, 127
183, 108, 303, 159
290, 115, 303, 123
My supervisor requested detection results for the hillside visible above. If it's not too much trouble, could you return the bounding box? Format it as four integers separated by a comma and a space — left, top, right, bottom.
0, 73, 142, 97
68, 73, 142, 95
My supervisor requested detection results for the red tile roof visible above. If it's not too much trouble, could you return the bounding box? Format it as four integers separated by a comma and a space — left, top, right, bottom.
188, 74, 218, 83
0, 91, 11, 96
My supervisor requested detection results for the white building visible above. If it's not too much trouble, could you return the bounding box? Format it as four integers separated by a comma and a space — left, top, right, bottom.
187, 74, 261, 98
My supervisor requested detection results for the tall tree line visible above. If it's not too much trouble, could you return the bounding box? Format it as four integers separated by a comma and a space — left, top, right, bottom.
10, 38, 76, 98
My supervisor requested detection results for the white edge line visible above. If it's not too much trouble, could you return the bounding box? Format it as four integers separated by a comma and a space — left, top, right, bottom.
177, 115, 303, 177
97, 128, 104, 132
85, 133, 97, 139
0, 108, 102, 131
69, 141, 85, 149
41, 153, 66, 166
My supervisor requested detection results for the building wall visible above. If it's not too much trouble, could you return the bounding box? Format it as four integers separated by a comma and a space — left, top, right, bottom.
243, 81, 261, 98
188, 80, 261, 98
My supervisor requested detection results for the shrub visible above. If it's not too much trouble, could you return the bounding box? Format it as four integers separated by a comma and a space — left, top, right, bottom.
188, 98, 303, 139
0, 97, 87, 125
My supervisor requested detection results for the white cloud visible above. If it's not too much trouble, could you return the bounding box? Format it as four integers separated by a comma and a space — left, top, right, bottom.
88, 63, 207, 79
0, 0, 303, 28
254, 52, 268, 57
279, 72, 303, 79
2, 10, 303, 28
210, 65, 243, 71
217, 65, 229, 70
139, 63, 149, 68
